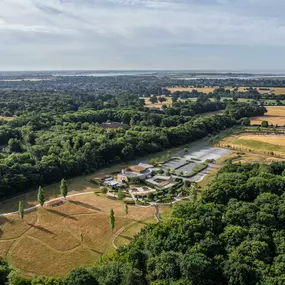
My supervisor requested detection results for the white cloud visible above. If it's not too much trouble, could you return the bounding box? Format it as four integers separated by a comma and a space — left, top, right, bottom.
0, 0, 285, 70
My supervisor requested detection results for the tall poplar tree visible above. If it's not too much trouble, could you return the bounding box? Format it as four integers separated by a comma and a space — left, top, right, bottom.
110, 208, 115, 232
18, 201, 24, 220
60, 178, 68, 199
37, 186, 45, 207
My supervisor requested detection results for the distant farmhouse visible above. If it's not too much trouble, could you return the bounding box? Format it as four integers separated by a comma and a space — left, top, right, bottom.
99, 121, 129, 130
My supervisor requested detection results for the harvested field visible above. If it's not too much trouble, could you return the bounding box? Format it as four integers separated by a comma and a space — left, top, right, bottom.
0, 193, 157, 277
168, 87, 216, 93
250, 106, 285, 126
236, 135, 285, 147
218, 133, 285, 158
168, 87, 285, 95
144, 97, 172, 109
114, 205, 172, 247
269, 87, 285, 95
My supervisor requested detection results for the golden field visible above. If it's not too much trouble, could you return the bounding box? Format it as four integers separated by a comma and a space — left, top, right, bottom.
218, 133, 285, 158
168, 87, 216, 93
251, 106, 285, 126
168, 87, 285, 95
144, 96, 172, 109
0, 193, 159, 277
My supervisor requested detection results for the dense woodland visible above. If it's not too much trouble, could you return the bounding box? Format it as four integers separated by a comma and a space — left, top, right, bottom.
3, 162, 285, 284
0, 89, 265, 200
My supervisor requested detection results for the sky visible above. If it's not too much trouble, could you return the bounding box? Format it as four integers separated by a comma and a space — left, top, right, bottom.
1, 0, 285, 71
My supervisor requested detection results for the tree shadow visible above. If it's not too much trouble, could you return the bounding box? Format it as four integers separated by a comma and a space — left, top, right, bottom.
47, 209, 77, 220
28, 224, 55, 235
137, 220, 148, 225
0, 216, 9, 238
89, 248, 103, 255
69, 200, 102, 212
119, 235, 133, 241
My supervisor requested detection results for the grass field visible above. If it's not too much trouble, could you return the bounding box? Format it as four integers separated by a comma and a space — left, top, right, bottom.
168, 87, 285, 95
0, 193, 163, 277
218, 133, 285, 158
144, 97, 173, 109
168, 87, 216, 93
250, 106, 285, 126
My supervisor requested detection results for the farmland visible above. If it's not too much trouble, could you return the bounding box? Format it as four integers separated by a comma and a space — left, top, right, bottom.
144, 96, 173, 108
168, 86, 285, 95
218, 133, 285, 158
250, 106, 285, 126
0, 193, 158, 277
168, 87, 217, 93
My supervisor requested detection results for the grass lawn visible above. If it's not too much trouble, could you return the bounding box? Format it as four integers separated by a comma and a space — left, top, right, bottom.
0, 193, 156, 277
114, 217, 156, 248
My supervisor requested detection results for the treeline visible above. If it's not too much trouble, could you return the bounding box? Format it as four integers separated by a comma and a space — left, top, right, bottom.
171, 87, 267, 101
0, 75, 170, 97
0, 102, 265, 200
0, 91, 144, 117
4, 161, 285, 284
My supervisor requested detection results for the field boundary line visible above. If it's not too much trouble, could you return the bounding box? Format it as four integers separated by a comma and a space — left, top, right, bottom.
0, 192, 94, 217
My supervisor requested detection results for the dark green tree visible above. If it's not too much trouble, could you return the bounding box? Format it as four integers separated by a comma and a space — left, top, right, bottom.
110, 208, 115, 232
60, 179, 68, 199
65, 268, 98, 285
18, 201, 24, 220
261, 120, 269, 128
125, 204, 128, 216
37, 186, 45, 207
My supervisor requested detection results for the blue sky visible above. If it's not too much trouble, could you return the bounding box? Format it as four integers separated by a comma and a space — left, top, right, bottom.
0, 0, 285, 71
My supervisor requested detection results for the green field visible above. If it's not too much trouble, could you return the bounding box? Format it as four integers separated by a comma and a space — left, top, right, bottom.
231, 139, 285, 154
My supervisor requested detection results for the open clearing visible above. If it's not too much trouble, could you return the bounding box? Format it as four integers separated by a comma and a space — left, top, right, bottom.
218, 133, 285, 158
168, 87, 217, 93
0, 116, 16, 121
168, 87, 285, 95
250, 106, 285, 126
144, 96, 173, 109
0, 193, 159, 277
